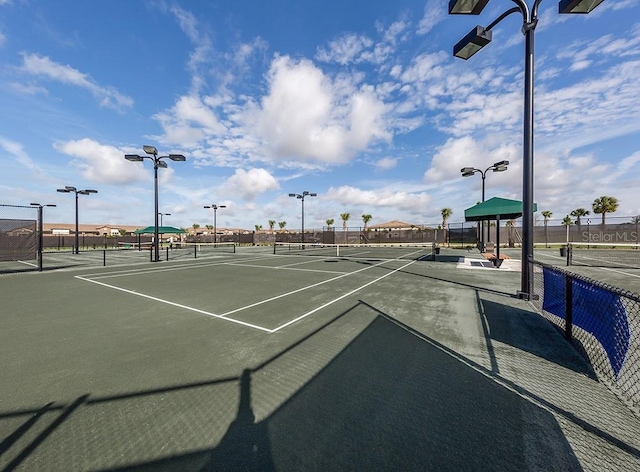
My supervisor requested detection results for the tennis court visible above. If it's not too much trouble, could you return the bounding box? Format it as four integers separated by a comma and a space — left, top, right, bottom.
2, 246, 640, 470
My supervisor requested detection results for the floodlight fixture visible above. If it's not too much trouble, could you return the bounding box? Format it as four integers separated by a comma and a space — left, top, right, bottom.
448, 0, 489, 15
204, 204, 226, 244
124, 145, 186, 262
289, 190, 317, 246
453, 26, 492, 60
55, 186, 98, 254
143, 145, 158, 155
559, 0, 605, 13
449, 0, 606, 298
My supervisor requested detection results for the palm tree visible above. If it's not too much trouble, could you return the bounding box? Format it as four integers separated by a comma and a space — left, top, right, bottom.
561, 215, 573, 243
441, 208, 452, 246
592, 196, 619, 227
541, 210, 552, 248
570, 208, 589, 227
278, 221, 287, 231
254, 224, 262, 232
326, 218, 334, 229
268, 220, 276, 233
192, 223, 200, 235
362, 214, 372, 229
340, 212, 350, 243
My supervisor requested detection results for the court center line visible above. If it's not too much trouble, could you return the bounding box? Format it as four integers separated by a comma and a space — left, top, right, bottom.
80, 254, 279, 280
269, 259, 417, 333
74, 275, 272, 333
223, 262, 347, 275
219, 258, 397, 319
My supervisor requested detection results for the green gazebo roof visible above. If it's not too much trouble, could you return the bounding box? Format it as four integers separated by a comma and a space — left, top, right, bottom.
464, 197, 537, 222
133, 226, 186, 234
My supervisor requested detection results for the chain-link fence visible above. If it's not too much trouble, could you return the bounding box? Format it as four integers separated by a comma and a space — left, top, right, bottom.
531, 259, 639, 412
0, 204, 38, 273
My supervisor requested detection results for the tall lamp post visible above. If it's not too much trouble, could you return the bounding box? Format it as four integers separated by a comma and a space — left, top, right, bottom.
56, 186, 98, 254
204, 204, 226, 244
158, 212, 171, 226
125, 145, 186, 262
288, 191, 317, 246
461, 160, 509, 251
449, 0, 605, 299
30, 202, 56, 271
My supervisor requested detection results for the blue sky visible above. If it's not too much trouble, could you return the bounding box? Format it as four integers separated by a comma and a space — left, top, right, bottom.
1, 0, 639, 231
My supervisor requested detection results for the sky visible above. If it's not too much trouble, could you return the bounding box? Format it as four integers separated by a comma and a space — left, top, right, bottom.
1, 0, 639, 232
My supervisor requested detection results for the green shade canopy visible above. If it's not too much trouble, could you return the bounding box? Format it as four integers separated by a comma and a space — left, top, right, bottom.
464, 197, 537, 222
134, 226, 186, 234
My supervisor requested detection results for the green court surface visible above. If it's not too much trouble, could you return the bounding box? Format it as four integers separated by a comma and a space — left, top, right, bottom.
1, 246, 639, 471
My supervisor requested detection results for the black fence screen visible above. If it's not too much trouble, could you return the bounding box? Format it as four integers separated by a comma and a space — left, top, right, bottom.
0, 205, 38, 272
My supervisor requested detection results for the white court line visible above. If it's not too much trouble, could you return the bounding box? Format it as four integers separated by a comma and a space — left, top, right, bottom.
17, 260, 38, 267
601, 267, 640, 279
74, 275, 272, 333
270, 259, 417, 332
76, 253, 415, 333
219, 258, 395, 318
80, 254, 279, 280
223, 261, 347, 275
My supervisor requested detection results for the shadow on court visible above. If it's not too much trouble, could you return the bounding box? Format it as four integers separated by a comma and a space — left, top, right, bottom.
100, 303, 584, 471
3, 299, 639, 471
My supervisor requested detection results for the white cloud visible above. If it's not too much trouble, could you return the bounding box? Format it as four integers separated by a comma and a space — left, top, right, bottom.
155, 94, 227, 149
374, 157, 397, 170
326, 185, 431, 212
417, 2, 445, 36
19, 53, 134, 111
0, 136, 40, 171
222, 168, 279, 200
54, 138, 148, 184
253, 55, 390, 164
424, 136, 519, 186
316, 33, 373, 65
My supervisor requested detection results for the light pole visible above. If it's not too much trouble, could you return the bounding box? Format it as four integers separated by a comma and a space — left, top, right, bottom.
288, 191, 317, 246
461, 160, 509, 251
56, 186, 98, 254
125, 145, 186, 262
449, 0, 605, 299
30, 202, 56, 271
158, 212, 171, 226
204, 204, 226, 244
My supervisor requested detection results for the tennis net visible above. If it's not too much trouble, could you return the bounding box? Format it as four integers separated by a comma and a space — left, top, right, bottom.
170, 242, 236, 259
568, 242, 640, 269
273, 242, 436, 261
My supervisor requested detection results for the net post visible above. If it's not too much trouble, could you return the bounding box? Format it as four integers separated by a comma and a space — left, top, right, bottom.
564, 273, 573, 340
233, 243, 236, 253
166, 246, 169, 261
103, 249, 106, 266
194, 244, 198, 259
566, 243, 571, 266
273, 243, 276, 255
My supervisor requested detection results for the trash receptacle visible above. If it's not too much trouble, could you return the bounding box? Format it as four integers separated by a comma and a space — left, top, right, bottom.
559, 246, 567, 257
435, 247, 440, 255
